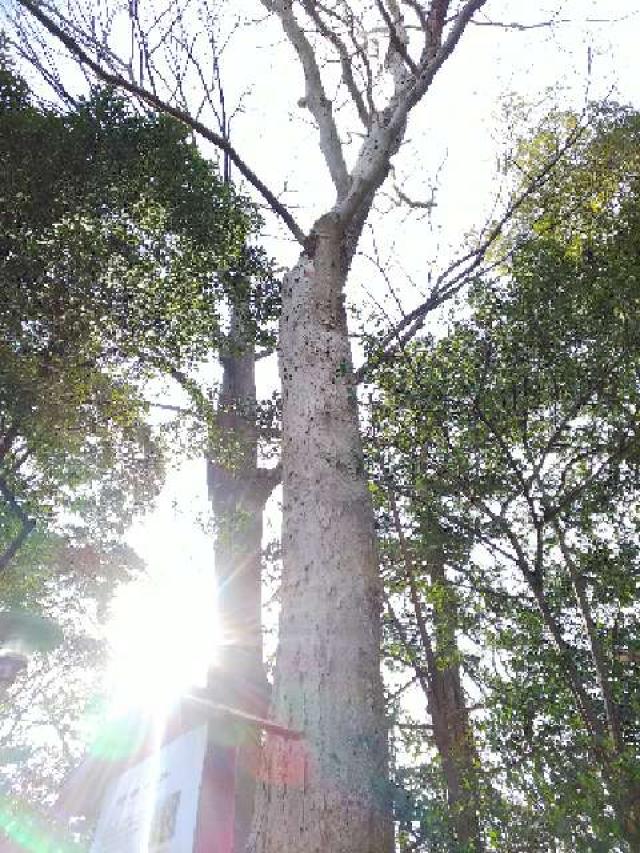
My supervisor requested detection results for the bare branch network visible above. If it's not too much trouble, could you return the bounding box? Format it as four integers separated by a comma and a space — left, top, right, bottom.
13, 1, 485, 232
11, 0, 586, 367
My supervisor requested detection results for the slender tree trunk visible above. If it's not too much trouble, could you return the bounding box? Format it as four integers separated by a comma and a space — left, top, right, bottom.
562, 545, 640, 849
525, 576, 640, 846
207, 305, 270, 853
250, 213, 393, 853
554, 524, 623, 753
529, 582, 607, 745
430, 667, 481, 852
427, 554, 482, 853
392, 499, 482, 852
561, 552, 640, 849
0, 472, 35, 572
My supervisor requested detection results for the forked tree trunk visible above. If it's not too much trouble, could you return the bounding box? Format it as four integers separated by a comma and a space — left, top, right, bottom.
11, 5, 487, 849
249, 213, 393, 853
208, 306, 271, 853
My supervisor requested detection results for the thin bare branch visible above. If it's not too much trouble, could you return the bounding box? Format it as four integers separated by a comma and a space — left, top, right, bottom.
301, 0, 370, 128
356, 114, 587, 382
376, 0, 418, 75
471, 13, 639, 31
338, 0, 486, 227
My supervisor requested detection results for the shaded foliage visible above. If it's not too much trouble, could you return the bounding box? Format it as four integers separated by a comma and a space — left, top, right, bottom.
0, 55, 276, 557
0, 536, 142, 804
0, 57, 277, 808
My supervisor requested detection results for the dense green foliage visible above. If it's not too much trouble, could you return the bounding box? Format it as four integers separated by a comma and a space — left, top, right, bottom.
0, 60, 276, 804
3, 46, 640, 853
370, 105, 640, 850
0, 58, 274, 561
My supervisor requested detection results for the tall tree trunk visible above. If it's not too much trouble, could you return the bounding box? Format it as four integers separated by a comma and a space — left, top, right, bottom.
13, 4, 487, 849
207, 305, 271, 853
525, 574, 640, 846
554, 524, 624, 753
250, 213, 393, 853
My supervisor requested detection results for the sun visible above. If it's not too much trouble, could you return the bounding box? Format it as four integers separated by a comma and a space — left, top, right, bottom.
105, 566, 221, 714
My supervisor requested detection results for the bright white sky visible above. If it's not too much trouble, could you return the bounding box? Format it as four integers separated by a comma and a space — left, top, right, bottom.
98, 0, 640, 712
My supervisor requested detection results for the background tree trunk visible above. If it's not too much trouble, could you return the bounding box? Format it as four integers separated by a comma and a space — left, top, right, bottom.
208, 304, 270, 853
250, 214, 393, 853
390, 498, 483, 852
427, 552, 482, 852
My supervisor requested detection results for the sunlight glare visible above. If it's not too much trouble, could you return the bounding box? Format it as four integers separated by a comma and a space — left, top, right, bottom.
105, 567, 220, 715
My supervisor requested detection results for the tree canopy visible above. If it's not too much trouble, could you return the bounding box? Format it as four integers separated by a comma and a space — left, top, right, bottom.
0, 58, 275, 808
0, 57, 274, 566
370, 103, 640, 851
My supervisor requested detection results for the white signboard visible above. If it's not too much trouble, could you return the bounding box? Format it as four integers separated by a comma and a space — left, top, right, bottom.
91, 724, 208, 853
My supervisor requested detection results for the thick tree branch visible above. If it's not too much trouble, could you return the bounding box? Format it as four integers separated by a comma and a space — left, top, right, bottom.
0, 474, 30, 526
0, 426, 18, 467
262, 0, 350, 198
543, 432, 637, 524
554, 521, 624, 756
15, 0, 306, 245
527, 577, 608, 751
338, 0, 485, 230
255, 463, 282, 505
376, 0, 418, 75
423, 0, 450, 61
465, 477, 610, 753
386, 599, 433, 701
0, 474, 35, 573
0, 521, 35, 573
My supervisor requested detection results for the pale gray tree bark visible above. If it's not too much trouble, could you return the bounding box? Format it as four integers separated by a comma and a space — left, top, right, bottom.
245, 5, 486, 849
249, 212, 393, 853
11, 2, 489, 850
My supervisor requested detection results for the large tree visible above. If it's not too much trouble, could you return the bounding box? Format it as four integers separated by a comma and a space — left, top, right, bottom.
6, 3, 622, 851
0, 63, 279, 835
5, 4, 628, 852
0, 48, 281, 850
